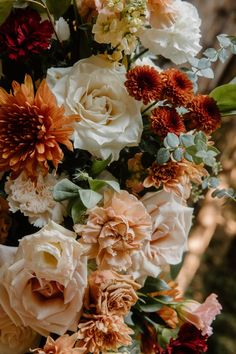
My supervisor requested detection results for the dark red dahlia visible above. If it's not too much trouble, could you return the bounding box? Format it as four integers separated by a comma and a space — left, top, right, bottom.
165, 323, 208, 354
0, 7, 53, 61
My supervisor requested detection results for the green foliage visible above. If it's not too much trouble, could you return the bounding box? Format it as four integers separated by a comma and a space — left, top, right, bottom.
90, 155, 112, 177
211, 188, 236, 201
0, 0, 13, 25
141, 277, 170, 294
46, 0, 71, 19
210, 83, 236, 115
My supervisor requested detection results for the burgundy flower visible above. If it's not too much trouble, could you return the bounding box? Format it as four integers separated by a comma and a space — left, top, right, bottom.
0, 7, 53, 60
165, 323, 208, 354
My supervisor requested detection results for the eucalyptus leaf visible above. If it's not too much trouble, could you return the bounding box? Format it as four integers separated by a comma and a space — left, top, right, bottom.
179, 134, 194, 147
53, 178, 80, 201
199, 68, 214, 79
156, 148, 170, 164
0, 0, 13, 25
78, 189, 102, 209
172, 148, 183, 162
165, 133, 179, 148
138, 299, 163, 313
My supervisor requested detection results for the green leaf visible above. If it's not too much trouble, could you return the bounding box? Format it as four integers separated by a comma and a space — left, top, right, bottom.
199, 68, 214, 79
203, 48, 218, 60
194, 131, 207, 144
89, 179, 120, 193
172, 148, 183, 162
217, 34, 231, 48
156, 148, 170, 164
138, 298, 163, 313
208, 177, 220, 188
0, 0, 13, 25
46, 0, 71, 19
179, 134, 194, 147
70, 198, 86, 224
164, 133, 179, 148
210, 83, 236, 114
78, 189, 102, 209
53, 179, 80, 201
196, 150, 207, 159
141, 277, 170, 294
90, 155, 112, 177
184, 151, 194, 162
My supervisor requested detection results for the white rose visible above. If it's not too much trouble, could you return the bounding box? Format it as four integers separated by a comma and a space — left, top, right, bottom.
0, 221, 87, 336
128, 189, 193, 284
55, 17, 70, 41
139, 0, 202, 64
0, 305, 40, 354
46, 55, 143, 161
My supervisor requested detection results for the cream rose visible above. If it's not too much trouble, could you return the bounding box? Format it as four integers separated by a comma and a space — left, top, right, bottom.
46, 55, 143, 161
0, 305, 40, 354
0, 221, 87, 336
128, 189, 193, 283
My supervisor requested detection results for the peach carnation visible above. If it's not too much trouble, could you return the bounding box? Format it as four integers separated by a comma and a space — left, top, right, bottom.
88, 270, 140, 316
76, 314, 133, 354
75, 190, 152, 271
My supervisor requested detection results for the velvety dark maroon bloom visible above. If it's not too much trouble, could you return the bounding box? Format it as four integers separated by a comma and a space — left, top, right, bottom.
0, 7, 53, 60
165, 323, 208, 354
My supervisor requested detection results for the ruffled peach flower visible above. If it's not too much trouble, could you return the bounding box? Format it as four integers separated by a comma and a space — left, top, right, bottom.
76, 314, 133, 354
0, 75, 76, 179
31, 333, 82, 354
88, 270, 140, 316
177, 293, 222, 336
75, 190, 152, 271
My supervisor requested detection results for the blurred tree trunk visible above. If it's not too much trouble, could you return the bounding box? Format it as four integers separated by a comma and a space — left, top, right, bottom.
190, 0, 236, 92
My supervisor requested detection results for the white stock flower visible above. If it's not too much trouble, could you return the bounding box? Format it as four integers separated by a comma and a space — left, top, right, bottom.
55, 17, 70, 41
128, 189, 193, 284
5, 171, 67, 228
92, 13, 125, 46
0, 222, 87, 336
0, 305, 40, 354
139, 0, 202, 64
46, 55, 142, 161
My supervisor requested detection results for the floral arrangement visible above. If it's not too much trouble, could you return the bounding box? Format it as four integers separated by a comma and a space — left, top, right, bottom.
0, 0, 236, 353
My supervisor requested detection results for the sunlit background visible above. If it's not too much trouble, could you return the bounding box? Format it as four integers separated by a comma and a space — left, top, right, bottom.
178, 1, 236, 353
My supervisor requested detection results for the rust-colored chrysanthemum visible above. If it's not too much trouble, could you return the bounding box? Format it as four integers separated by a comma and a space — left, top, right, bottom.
160, 68, 194, 106
150, 106, 185, 138
125, 65, 162, 105
143, 160, 183, 190
0, 75, 77, 178
186, 95, 221, 134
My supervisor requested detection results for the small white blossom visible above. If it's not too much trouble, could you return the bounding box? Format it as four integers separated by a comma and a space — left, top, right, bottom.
55, 17, 70, 42
5, 172, 67, 227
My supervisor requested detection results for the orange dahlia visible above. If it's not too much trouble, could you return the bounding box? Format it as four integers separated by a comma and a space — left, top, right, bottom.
125, 65, 162, 105
186, 95, 221, 134
0, 75, 77, 178
150, 106, 185, 138
160, 68, 194, 106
